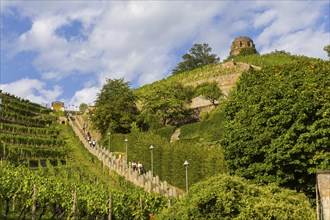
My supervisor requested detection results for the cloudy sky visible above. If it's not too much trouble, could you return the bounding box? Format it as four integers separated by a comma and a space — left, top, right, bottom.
1, 1, 329, 108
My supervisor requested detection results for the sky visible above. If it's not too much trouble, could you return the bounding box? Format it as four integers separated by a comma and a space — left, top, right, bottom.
1, 1, 329, 109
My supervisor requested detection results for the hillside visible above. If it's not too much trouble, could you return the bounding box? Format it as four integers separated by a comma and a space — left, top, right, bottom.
0, 92, 168, 219
136, 60, 256, 110
1, 52, 328, 219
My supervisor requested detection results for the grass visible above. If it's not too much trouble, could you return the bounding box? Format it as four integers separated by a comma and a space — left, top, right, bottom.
57, 123, 128, 191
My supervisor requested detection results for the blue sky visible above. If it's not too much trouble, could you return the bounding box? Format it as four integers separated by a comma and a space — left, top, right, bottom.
1, 1, 329, 108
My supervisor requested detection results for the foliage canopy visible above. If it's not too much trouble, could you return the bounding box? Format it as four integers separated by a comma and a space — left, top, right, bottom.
172, 43, 220, 75
221, 57, 330, 196
324, 45, 330, 57
138, 81, 194, 129
159, 174, 316, 219
195, 81, 224, 105
92, 78, 138, 134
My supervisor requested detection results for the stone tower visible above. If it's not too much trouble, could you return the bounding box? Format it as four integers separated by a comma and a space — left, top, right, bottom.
230, 36, 256, 56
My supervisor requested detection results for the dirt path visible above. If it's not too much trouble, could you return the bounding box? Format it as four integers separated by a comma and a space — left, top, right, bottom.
170, 128, 181, 142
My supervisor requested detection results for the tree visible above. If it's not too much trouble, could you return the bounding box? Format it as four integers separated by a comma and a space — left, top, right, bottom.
172, 43, 220, 75
79, 103, 88, 112
92, 78, 138, 134
139, 82, 193, 128
324, 45, 330, 57
195, 81, 224, 105
221, 57, 330, 197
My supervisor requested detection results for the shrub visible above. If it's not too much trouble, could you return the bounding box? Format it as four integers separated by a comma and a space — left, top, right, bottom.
158, 174, 316, 219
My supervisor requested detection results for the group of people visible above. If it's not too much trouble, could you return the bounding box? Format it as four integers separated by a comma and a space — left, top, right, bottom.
82, 123, 146, 175
131, 161, 146, 175
86, 131, 96, 149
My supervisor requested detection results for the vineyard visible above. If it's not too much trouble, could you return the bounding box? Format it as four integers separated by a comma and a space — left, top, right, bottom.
0, 92, 65, 166
0, 162, 167, 219
0, 92, 169, 219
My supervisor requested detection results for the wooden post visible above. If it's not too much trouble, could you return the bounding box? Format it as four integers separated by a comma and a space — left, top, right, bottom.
72, 189, 77, 219
108, 194, 112, 220
316, 183, 319, 220
32, 184, 37, 220
3, 144, 5, 159
140, 195, 143, 211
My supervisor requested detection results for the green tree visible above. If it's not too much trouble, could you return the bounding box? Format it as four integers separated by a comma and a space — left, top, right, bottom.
159, 174, 316, 219
324, 45, 330, 57
139, 82, 193, 128
195, 81, 224, 105
92, 78, 138, 134
221, 57, 330, 197
79, 103, 88, 112
172, 43, 220, 75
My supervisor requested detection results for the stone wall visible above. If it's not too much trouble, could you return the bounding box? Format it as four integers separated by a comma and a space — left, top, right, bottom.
317, 171, 330, 220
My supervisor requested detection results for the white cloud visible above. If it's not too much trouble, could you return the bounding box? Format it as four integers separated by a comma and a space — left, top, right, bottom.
69, 86, 100, 106
260, 29, 329, 58
253, 9, 277, 28
1, 0, 329, 105
0, 78, 63, 104
254, 1, 328, 52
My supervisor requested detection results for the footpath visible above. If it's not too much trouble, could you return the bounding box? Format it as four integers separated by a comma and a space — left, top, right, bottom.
68, 115, 184, 199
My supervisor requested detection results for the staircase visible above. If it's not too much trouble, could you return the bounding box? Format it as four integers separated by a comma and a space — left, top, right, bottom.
68, 115, 184, 199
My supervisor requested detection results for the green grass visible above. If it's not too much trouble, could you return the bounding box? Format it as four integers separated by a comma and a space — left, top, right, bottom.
57, 123, 129, 191
230, 53, 301, 67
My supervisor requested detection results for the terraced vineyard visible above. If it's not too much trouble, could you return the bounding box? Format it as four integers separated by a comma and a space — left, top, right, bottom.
0, 92, 168, 219
0, 92, 66, 167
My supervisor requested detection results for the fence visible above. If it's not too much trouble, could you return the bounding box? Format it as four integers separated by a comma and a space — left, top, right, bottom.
68, 116, 183, 199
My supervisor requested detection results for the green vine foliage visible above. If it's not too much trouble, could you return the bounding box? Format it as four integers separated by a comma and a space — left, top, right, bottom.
221, 57, 330, 197
158, 174, 316, 219
0, 162, 167, 219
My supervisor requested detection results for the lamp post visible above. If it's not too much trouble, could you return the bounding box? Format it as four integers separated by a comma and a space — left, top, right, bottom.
125, 138, 128, 165
149, 145, 154, 176
108, 132, 111, 152
183, 160, 189, 194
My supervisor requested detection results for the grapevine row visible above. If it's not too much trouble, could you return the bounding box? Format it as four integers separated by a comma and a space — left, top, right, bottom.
0, 133, 64, 147
0, 122, 59, 136
0, 92, 49, 114
0, 111, 54, 127
0, 162, 167, 219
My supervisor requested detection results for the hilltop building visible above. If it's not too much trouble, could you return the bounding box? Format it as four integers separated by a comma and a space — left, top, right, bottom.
230, 36, 257, 56
52, 101, 64, 111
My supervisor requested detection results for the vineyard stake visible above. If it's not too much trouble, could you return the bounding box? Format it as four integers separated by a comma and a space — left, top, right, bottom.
108, 194, 112, 220
72, 188, 77, 219
32, 184, 37, 220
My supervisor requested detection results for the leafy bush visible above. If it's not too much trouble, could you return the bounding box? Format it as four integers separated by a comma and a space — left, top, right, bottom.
158, 174, 316, 219
221, 57, 330, 197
